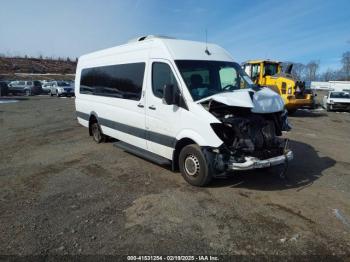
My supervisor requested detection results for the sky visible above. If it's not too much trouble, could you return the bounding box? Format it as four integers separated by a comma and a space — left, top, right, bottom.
0, 0, 349, 72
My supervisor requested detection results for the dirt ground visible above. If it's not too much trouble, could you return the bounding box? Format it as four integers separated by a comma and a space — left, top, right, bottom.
0, 94, 350, 257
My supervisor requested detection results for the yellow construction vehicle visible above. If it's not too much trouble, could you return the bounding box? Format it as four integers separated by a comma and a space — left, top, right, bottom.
242, 60, 315, 113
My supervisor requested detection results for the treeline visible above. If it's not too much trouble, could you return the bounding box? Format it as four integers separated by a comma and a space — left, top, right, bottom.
285, 51, 350, 82
0, 55, 77, 75
0, 53, 78, 63
2, 51, 350, 81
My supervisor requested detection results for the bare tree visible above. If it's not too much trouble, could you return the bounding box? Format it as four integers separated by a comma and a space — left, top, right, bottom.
291, 63, 306, 80
322, 69, 335, 81
341, 51, 350, 81
305, 60, 319, 81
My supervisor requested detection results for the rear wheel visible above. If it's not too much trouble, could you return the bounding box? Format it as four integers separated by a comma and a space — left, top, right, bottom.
91, 122, 106, 143
179, 144, 212, 186
50, 90, 53, 97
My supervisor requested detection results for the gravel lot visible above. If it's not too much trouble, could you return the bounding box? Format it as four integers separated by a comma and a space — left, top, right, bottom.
0, 95, 350, 256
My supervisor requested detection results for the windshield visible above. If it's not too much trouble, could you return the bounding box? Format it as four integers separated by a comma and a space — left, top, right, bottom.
264, 63, 279, 76
57, 81, 70, 87
175, 60, 254, 101
330, 92, 350, 99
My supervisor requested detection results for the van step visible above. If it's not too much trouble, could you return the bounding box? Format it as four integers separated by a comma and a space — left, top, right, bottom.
113, 141, 171, 166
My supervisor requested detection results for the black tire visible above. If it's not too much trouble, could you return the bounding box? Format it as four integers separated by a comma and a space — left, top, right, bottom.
326, 105, 331, 112
91, 122, 106, 143
179, 144, 212, 186
50, 91, 53, 97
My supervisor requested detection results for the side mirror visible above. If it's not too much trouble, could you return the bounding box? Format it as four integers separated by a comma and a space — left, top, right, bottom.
163, 84, 178, 105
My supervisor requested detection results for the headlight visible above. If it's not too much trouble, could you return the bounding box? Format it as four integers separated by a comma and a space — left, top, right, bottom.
288, 88, 292, 94
329, 100, 334, 104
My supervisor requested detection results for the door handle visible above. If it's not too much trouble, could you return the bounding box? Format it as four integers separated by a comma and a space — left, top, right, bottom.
137, 103, 144, 108
148, 105, 156, 110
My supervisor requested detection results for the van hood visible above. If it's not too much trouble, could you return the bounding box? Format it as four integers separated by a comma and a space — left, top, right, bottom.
197, 87, 285, 113
330, 98, 350, 104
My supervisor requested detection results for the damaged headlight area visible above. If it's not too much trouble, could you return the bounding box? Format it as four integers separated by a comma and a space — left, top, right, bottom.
210, 113, 287, 159
206, 100, 292, 173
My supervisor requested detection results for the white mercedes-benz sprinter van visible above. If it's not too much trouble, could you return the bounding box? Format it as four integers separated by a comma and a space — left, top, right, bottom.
75, 35, 293, 186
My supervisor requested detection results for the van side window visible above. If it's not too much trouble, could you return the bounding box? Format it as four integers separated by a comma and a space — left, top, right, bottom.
80, 63, 145, 101
152, 62, 178, 98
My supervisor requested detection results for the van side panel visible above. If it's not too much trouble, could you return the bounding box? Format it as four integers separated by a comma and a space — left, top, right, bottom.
76, 96, 148, 150
75, 45, 151, 151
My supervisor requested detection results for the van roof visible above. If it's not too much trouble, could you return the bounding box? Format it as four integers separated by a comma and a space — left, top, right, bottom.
79, 36, 234, 64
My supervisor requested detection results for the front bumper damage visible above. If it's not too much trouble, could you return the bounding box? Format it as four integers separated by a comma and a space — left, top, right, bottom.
227, 150, 293, 171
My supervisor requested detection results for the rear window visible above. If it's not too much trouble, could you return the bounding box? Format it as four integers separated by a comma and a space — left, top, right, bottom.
80, 62, 145, 101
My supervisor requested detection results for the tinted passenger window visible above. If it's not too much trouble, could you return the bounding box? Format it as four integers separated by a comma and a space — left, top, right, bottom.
80, 63, 145, 101
152, 62, 178, 98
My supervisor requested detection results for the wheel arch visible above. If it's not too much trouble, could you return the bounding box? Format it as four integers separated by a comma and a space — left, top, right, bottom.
172, 128, 223, 171
88, 111, 99, 136
172, 137, 197, 171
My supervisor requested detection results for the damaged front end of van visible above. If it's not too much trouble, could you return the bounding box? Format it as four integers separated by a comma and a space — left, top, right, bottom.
200, 87, 293, 174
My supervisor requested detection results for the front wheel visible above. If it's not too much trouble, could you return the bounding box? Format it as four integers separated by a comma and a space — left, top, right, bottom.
326, 104, 332, 112
179, 144, 212, 186
25, 90, 31, 96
